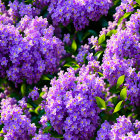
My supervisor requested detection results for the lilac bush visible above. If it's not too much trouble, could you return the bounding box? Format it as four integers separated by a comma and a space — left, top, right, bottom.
0, 16, 66, 85
42, 60, 106, 139
96, 116, 140, 140
34, 0, 112, 30
0, 0, 139, 139
0, 97, 36, 139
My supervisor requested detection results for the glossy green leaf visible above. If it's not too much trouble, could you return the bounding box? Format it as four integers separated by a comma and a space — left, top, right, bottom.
21, 83, 26, 96
106, 30, 117, 36
113, 101, 123, 113
136, 0, 140, 5
71, 40, 77, 52
118, 12, 132, 25
120, 87, 127, 100
94, 51, 103, 60
27, 103, 33, 108
0, 137, 4, 140
34, 106, 41, 114
41, 75, 50, 81
98, 72, 103, 77
95, 97, 106, 110
40, 92, 45, 98
98, 34, 105, 45
116, 75, 125, 89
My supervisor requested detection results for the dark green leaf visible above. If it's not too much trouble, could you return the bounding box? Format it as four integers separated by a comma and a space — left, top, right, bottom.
98, 34, 105, 45
88, 30, 97, 36
120, 87, 127, 100
113, 0, 121, 6
95, 97, 106, 110
116, 75, 125, 89
101, 44, 106, 48
109, 86, 120, 94
43, 122, 52, 133
41, 75, 50, 81
82, 31, 90, 41
113, 101, 123, 113
108, 96, 118, 105
77, 31, 83, 42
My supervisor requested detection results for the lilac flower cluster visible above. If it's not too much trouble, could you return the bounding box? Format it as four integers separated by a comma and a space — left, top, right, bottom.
32, 133, 59, 140
96, 116, 140, 140
28, 87, 39, 101
0, 16, 66, 85
102, 10, 140, 106
0, 97, 36, 140
0, 0, 40, 25
42, 60, 106, 139
34, 0, 112, 30
113, 0, 136, 22
75, 35, 103, 64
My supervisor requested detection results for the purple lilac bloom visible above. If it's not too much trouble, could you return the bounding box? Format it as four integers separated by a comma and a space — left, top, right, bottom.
102, 10, 140, 106
34, 0, 112, 31
42, 60, 106, 140
113, 0, 136, 22
0, 0, 40, 25
0, 97, 36, 140
32, 133, 60, 140
96, 116, 140, 140
28, 87, 39, 101
63, 33, 71, 44
0, 16, 66, 85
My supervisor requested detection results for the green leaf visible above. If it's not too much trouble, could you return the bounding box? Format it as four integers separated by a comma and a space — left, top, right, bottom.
98, 72, 103, 77
136, 0, 140, 5
94, 51, 103, 60
50, 131, 64, 139
95, 97, 106, 110
27, 103, 33, 108
109, 86, 120, 94
101, 44, 106, 48
21, 83, 26, 96
113, 101, 123, 113
71, 40, 77, 52
98, 34, 105, 45
33, 97, 42, 105
34, 106, 41, 114
0, 137, 4, 140
40, 91, 45, 98
77, 31, 83, 42
106, 30, 117, 36
88, 30, 97, 36
43, 122, 52, 133
41, 75, 50, 81
82, 31, 90, 41
113, 0, 121, 6
118, 12, 132, 25
64, 62, 80, 70
108, 96, 118, 105
116, 75, 125, 89
120, 87, 127, 100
